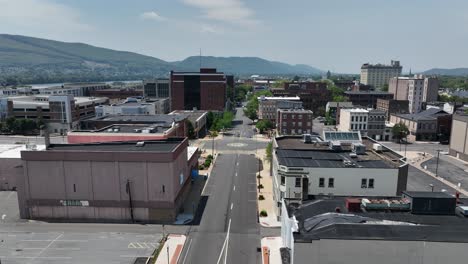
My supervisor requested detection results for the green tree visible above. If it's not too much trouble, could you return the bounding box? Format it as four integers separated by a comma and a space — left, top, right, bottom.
256, 120, 273, 134
332, 95, 348, 102
381, 84, 389, 92
392, 122, 409, 142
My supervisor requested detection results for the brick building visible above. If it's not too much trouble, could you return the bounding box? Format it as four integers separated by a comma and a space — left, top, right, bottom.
19, 139, 199, 223
276, 108, 314, 135
344, 91, 394, 108
170, 68, 227, 111
376, 99, 409, 121
271, 82, 330, 115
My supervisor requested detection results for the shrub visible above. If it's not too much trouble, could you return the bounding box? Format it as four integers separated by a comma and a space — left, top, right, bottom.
199, 164, 205, 170
259, 195, 265, 200
257, 174, 262, 179
204, 160, 211, 168
258, 184, 264, 189
260, 210, 268, 217
207, 154, 214, 160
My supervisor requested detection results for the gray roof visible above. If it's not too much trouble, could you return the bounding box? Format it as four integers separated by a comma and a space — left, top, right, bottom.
86, 114, 186, 123
395, 108, 450, 121
47, 139, 184, 152
345, 91, 393, 95
403, 191, 454, 199
291, 198, 468, 243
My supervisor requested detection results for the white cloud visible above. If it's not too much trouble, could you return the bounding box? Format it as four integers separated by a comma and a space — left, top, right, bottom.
200, 24, 222, 34
0, 0, 91, 37
182, 0, 259, 27
140, 11, 166, 21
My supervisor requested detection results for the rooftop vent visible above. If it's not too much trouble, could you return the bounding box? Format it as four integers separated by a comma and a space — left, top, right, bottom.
136, 141, 145, 147
303, 134, 312, 143
342, 159, 356, 167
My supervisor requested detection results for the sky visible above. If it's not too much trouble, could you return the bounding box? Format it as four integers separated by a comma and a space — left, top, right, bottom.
1, 0, 467, 73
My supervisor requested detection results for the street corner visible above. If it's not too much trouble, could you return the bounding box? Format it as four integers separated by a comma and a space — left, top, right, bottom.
261, 237, 283, 264
155, 234, 187, 264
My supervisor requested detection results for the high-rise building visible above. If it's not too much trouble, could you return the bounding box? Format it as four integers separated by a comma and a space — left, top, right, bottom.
360, 60, 402, 90
170, 68, 226, 111
388, 75, 439, 114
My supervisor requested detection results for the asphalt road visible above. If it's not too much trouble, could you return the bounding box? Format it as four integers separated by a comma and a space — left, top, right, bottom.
421, 158, 468, 191
180, 108, 261, 264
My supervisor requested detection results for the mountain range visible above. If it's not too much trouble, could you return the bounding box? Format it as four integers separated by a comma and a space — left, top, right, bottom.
422, 68, 468, 76
0, 34, 323, 84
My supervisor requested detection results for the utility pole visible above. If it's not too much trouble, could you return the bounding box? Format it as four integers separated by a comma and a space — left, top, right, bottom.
435, 149, 442, 177
404, 133, 408, 158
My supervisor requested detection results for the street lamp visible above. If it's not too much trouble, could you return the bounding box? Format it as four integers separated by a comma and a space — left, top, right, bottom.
429, 184, 434, 192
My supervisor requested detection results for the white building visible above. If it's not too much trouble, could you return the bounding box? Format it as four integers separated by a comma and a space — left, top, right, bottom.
95, 97, 170, 117
32, 83, 110, 97
360, 60, 402, 90
272, 134, 408, 216
338, 108, 369, 135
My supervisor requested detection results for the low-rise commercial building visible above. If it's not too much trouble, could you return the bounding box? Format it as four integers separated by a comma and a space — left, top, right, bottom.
258, 96, 302, 124
367, 109, 386, 140
272, 82, 330, 115
19, 139, 199, 223
272, 133, 408, 216
325, 102, 354, 125
376, 99, 409, 121
169, 110, 208, 138
143, 79, 170, 99
89, 88, 143, 104
281, 194, 468, 264
449, 114, 468, 161
95, 97, 170, 117
5, 95, 108, 134
276, 109, 313, 135
390, 108, 452, 141
344, 91, 394, 108
338, 108, 369, 135
33, 83, 110, 97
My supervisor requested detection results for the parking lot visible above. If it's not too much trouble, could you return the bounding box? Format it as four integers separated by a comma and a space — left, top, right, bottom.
0, 191, 189, 264
0, 231, 161, 264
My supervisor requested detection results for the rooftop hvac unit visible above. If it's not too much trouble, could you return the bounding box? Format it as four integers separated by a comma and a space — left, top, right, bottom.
133, 129, 142, 133
303, 134, 312, 143
352, 143, 366, 155
373, 143, 383, 152
329, 141, 342, 151
136, 141, 145, 147
342, 159, 356, 167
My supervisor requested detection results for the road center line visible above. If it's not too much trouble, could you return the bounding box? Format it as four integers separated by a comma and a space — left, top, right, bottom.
230, 203, 233, 210
181, 238, 193, 264
233, 185, 236, 191
235, 172, 238, 177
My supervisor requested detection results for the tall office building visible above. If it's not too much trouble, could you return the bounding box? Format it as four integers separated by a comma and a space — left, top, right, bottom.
389, 75, 439, 114
360, 60, 402, 90
170, 68, 226, 111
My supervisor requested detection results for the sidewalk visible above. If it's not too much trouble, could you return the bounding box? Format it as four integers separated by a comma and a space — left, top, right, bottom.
256, 147, 281, 228
261, 237, 283, 264
155, 234, 186, 264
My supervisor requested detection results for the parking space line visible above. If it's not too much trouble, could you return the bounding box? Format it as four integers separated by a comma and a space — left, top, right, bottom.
30, 233, 63, 262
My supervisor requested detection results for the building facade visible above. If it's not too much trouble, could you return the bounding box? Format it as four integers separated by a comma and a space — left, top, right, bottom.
7, 95, 108, 134
258, 96, 302, 124
89, 88, 143, 104
144, 79, 170, 99
272, 135, 408, 215
344, 91, 394, 108
367, 109, 386, 140
390, 108, 452, 141
271, 82, 330, 115
376, 99, 409, 121
170, 68, 226, 111
389, 76, 439, 114
338, 109, 369, 135
276, 109, 313, 135
19, 139, 199, 223
449, 114, 468, 161
360, 60, 402, 90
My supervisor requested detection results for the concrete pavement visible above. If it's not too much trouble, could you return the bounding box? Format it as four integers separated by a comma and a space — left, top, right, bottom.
155, 234, 186, 264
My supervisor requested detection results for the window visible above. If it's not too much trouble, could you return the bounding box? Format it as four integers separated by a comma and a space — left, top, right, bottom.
281, 176, 285, 185
361, 178, 367, 188
295, 178, 301, 187
352, 116, 355, 122
282, 122, 287, 127
298, 114, 303, 119
73, 184, 76, 192
363, 116, 367, 122
319, 178, 325, 187
298, 122, 302, 126
368, 179, 374, 188
162, 185, 165, 193
328, 178, 334, 188
359, 116, 362, 122
359, 124, 362, 130
363, 124, 366, 130
292, 115, 295, 119
307, 121, 311, 126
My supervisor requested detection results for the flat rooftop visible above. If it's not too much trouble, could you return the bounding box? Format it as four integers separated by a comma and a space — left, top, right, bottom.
84, 114, 186, 123
258, 96, 301, 101
46, 139, 185, 152
289, 197, 468, 243
83, 124, 171, 134
345, 91, 393, 95
0, 144, 46, 158
275, 136, 404, 168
